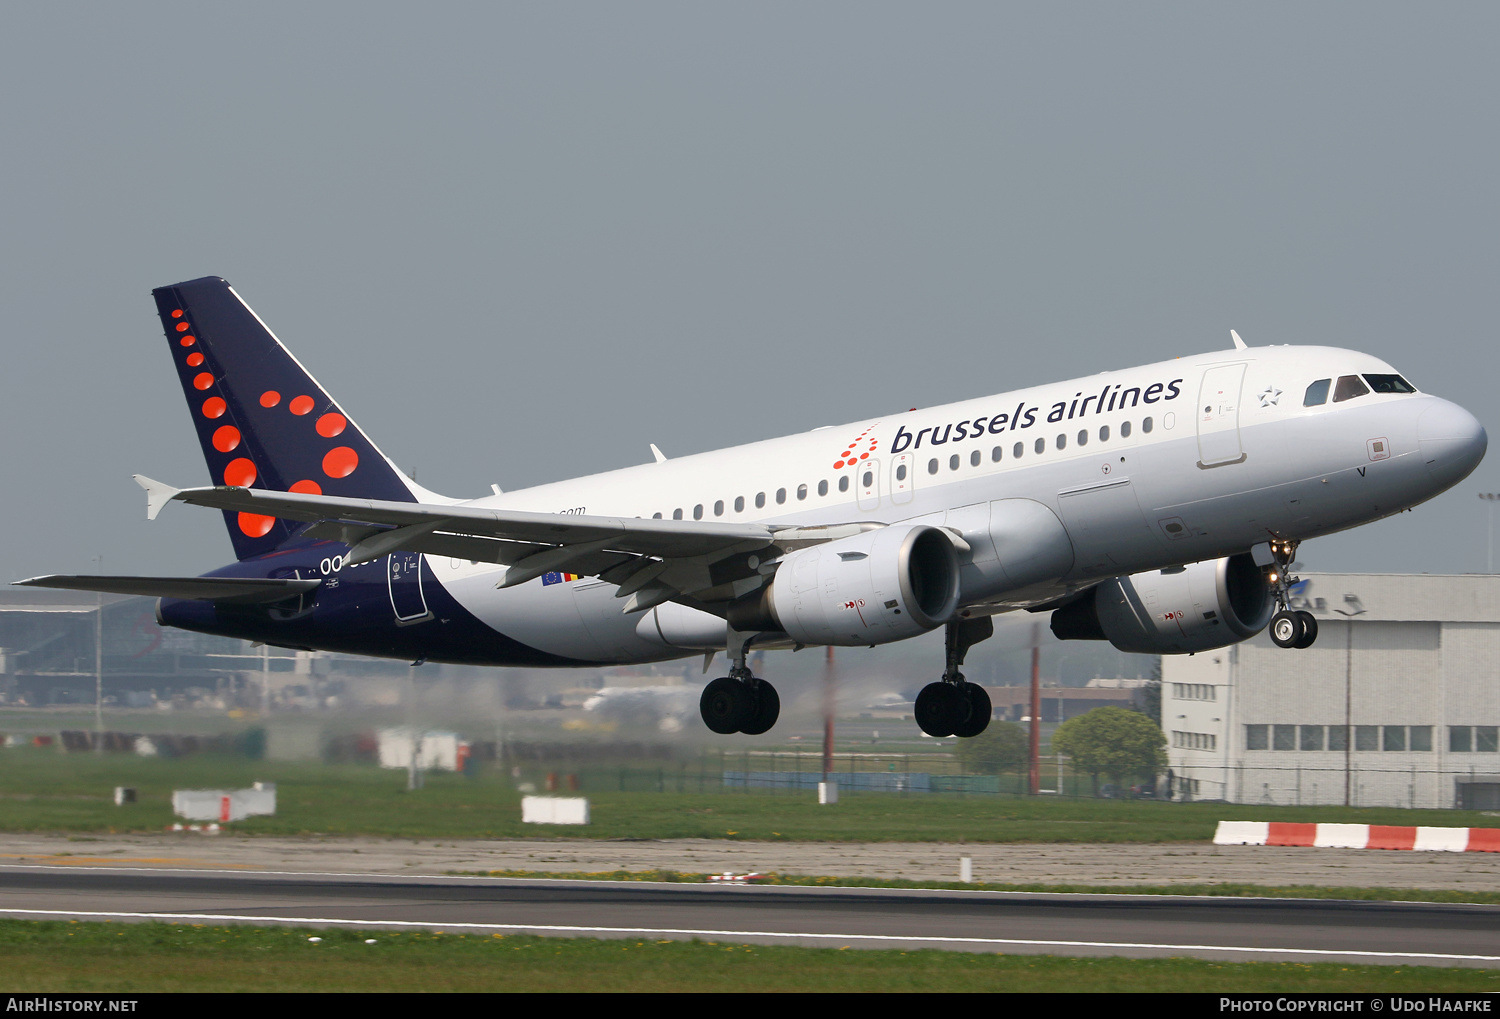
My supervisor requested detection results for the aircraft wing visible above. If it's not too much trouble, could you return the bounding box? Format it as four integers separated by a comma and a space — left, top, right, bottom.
15, 575, 322, 604
136, 476, 875, 613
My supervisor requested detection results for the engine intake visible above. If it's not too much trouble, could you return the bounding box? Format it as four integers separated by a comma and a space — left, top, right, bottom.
1050, 553, 1274, 654
750, 523, 960, 646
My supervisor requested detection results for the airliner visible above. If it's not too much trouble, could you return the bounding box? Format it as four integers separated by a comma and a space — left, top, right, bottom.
20, 278, 1487, 739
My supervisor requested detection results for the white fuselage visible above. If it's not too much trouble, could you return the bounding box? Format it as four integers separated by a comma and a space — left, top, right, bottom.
427, 344, 1483, 663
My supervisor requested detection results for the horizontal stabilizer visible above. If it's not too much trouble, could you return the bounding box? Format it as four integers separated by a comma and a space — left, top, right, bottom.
14, 575, 321, 605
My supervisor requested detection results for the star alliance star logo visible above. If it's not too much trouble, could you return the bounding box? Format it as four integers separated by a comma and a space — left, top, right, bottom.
1258, 386, 1282, 407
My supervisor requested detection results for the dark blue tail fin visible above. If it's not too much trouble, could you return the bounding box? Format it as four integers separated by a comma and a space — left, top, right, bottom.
152, 277, 419, 561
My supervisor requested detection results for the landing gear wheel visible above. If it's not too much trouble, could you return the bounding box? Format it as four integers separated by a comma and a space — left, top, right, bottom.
915, 682, 960, 737
1270, 610, 1304, 649
739, 680, 780, 736
1293, 610, 1319, 649
700, 676, 752, 734
952, 683, 992, 738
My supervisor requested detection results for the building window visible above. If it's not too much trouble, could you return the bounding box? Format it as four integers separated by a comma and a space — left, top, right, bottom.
1410, 725, 1433, 752
1450, 726, 1472, 752
1328, 725, 1348, 752
1479, 726, 1499, 753
1246, 724, 1268, 750
1300, 725, 1324, 751
1382, 726, 1406, 751
1273, 724, 1296, 751
1171, 731, 1216, 751
1172, 683, 1216, 701
1355, 725, 1379, 751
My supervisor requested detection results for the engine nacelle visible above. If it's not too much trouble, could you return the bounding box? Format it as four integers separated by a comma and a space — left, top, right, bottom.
1050, 553, 1274, 654
758, 523, 961, 647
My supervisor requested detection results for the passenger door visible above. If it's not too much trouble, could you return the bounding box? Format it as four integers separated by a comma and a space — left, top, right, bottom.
1197, 363, 1247, 467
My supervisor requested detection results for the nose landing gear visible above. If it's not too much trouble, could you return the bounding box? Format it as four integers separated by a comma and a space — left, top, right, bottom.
915, 617, 994, 738
1266, 538, 1318, 649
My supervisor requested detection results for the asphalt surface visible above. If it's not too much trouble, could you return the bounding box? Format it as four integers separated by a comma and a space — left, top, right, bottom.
2, 865, 1498, 967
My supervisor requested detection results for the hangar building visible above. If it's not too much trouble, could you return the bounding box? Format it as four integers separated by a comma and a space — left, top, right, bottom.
1164, 573, 1500, 809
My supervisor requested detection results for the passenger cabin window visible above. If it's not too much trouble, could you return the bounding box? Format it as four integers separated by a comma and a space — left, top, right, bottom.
1333, 374, 1370, 403
1055, 433, 1066, 450
714, 500, 724, 516
1034, 437, 1045, 454
1304, 379, 1331, 406
949, 454, 959, 471
1013, 441, 1024, 458
1099, 425, 1110, 441
1142, 416, 1153, 433
1076, 429, 1087, 446
838, 475, 850, 492
895, 464, 907, 481
653, 512, 663, 519
796, 484, 808, 501
928, 458, 939, 475
776, 488, 787, 504
1364, 373, 1417, 394
755, 492, 766, 509
817, 479, 828, 496
862, 469, 873, 488
970, 449, 981, 467
1120, 420, 1132, 438
693, 504, 703, 520
672, 508, 683, 520
991, 445, 1002, 462
734, 496, 745, 512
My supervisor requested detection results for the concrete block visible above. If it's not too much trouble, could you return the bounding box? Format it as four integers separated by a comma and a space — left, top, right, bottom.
521, 796, 589, 824
818, 781, 839, 804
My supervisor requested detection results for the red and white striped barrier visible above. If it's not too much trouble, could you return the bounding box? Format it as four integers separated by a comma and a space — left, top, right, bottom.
1215, 820, 1500, 852
707, 872, 766, 884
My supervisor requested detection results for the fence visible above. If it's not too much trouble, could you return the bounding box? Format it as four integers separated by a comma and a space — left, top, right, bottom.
1171, 762, 1500, 810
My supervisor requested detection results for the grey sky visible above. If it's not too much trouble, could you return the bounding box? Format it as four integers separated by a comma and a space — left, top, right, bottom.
2, 2, 1497, 583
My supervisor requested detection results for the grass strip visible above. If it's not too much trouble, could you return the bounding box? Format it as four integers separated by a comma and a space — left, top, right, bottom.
448, 868, 1500, 905
3, 919, 1495, 992
5, 748, 1499, 841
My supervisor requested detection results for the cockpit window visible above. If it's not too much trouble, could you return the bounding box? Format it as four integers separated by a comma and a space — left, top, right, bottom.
1332, 375, 1370, 403
1363, 373, 1417, 394
1304, 379, 1331, 406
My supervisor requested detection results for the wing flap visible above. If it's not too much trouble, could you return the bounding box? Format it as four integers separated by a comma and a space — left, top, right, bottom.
15, 575, 321, 605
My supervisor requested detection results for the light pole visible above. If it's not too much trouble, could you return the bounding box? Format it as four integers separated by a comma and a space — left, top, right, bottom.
1480, 494, 1500, 573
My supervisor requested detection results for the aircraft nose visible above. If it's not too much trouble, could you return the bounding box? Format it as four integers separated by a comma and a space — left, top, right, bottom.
1418, 398, 1487, 491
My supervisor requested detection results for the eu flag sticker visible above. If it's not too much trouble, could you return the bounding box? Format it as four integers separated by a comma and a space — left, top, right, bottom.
542, 572, 580, 586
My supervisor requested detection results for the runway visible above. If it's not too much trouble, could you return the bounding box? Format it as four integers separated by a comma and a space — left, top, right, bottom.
2, 865, 1498, 967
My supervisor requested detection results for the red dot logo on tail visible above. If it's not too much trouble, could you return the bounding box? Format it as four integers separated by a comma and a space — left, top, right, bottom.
290, 480, 322, 495
289, 395, 314, 416
202, 397, 226, 419
260, 391, 281, 408
237, 512, 275, 538
224, 458, 257, 487
212, 426, 241, 453
186, 352, 204, 367
323, 447, 358, 479
316, 413, 346, 438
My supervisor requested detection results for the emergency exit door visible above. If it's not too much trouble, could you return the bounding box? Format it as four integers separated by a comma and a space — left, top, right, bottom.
389, 551, 433, 624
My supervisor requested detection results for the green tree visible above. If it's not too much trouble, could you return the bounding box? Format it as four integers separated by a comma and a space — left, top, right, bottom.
1051, 706, 1167, 792
955, 722, 1028, 775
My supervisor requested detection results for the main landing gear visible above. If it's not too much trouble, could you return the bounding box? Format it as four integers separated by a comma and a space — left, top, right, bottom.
915, 617, 994, 738
1265, 538, 1319, 650
699, 634, 780, 736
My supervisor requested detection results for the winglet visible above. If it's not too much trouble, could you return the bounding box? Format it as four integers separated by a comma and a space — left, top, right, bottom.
649, 443, 667, 464
1230, 329, 1247, 351
133, 475, 181, 521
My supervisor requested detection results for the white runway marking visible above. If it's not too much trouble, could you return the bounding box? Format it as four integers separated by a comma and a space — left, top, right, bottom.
1, 906, 1497, 963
